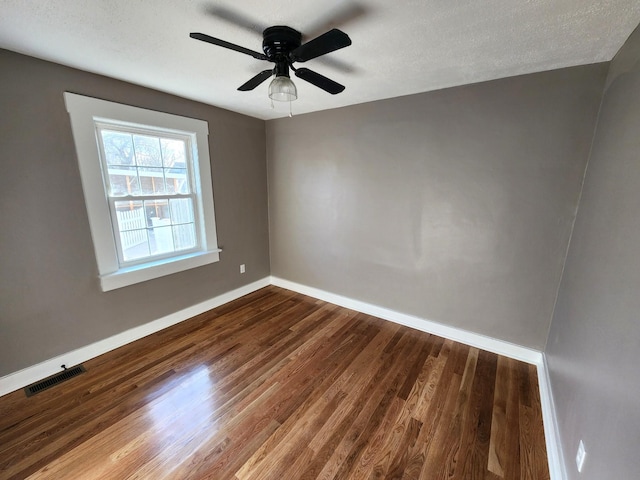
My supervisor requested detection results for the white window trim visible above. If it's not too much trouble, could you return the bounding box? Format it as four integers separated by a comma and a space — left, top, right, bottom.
64, 92, 221, 291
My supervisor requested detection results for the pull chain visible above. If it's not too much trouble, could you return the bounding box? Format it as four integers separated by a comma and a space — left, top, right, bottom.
289, 100, 293, 117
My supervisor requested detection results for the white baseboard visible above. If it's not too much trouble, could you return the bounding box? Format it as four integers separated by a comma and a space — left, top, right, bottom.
0, 277, 270, 397
270, 276, 543, 365
537, 354, 568, 480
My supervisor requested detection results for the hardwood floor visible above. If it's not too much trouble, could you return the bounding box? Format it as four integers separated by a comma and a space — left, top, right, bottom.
0, 286, 549, 479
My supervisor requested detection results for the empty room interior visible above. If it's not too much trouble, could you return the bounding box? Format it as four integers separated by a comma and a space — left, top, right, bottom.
1, 1, 640, 479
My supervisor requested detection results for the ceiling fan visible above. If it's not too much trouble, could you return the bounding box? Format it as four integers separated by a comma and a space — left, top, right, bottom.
190, 26, 352, 101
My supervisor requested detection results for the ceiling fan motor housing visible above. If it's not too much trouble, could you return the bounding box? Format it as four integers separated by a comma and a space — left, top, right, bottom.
262, 26, 302, 61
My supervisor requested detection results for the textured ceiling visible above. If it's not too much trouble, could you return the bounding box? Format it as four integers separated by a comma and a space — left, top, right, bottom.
1, 0, 639, 120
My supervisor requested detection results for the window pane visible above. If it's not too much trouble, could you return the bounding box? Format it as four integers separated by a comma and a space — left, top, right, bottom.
161, 138, 187, 168
114, 201, 150, 262
139, 167, 166, 195
101, 130, 134, 166
173, 224, 197, 251
121, 229, 150, 262
133, 135, 162, 167
169, 198, 194, 224
149, 224, 174, 255
144, 199, 169, 223
165, 168, 189, 194
114, 201, 145, 231
108, 166, 140, 196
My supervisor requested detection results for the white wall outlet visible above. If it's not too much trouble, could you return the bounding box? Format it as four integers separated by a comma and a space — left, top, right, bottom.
576, 440, 587, 472
240, 264, 246, 274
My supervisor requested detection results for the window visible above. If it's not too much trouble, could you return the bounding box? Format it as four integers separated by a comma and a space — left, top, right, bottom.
65, 93, 220, 291
97, 125, 199, 264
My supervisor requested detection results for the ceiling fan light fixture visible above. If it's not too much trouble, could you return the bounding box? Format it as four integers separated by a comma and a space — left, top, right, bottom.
268, 75, 297, 102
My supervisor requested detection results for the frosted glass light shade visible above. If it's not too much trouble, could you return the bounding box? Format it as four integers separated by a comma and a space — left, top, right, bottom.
268, 76, 297, 102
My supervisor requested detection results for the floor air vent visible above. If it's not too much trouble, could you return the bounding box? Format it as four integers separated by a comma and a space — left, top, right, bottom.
24, 365, 86, 397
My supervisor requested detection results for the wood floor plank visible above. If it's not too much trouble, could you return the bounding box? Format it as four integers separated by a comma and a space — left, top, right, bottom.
488, 356, 510, 478
351, 395, 406, 479
460, 350, 498, 480
418, 372, 464, 480
0, 286, 549, 480
503, 358, 523, 480
527, 365, 550, 480
519, 365, 550, 480
437, 347, 480, 479
403, 341, 459, 479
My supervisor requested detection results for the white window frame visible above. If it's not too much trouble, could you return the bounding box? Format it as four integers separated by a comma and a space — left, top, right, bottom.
64, 92, 221, 291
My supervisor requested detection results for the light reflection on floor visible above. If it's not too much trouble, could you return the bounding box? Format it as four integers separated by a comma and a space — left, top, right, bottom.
24, 366, 220, 479
143, 365, 218, 475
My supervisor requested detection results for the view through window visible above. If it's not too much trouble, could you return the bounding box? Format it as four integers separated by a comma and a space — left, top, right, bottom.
97, 125, 199, 265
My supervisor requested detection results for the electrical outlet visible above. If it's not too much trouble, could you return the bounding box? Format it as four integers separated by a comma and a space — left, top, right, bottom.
576, 440, 586, 472
240, 264, 246, 274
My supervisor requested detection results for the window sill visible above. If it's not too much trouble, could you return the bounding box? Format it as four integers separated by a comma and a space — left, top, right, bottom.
100, 249, 221, 291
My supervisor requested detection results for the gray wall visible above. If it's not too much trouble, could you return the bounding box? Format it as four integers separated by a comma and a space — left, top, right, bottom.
0, 49, 270, 376
546, 26, 640, 480
267, 65, 607, 350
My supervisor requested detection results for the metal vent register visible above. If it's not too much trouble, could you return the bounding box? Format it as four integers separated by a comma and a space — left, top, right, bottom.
24, 365, 86, 397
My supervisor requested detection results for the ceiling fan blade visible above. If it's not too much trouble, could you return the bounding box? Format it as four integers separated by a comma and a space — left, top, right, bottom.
190, 33, 268, 61
290, 29, 351, 63
294, 68, 345, 94
238, 69, 274, 91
